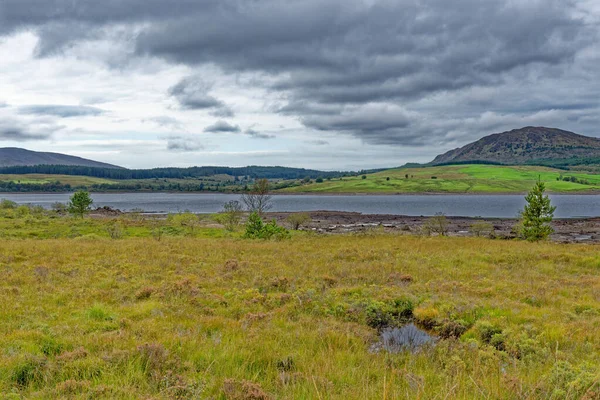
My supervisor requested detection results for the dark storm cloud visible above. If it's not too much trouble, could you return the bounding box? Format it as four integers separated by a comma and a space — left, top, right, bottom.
18, 105, 105, 118
1, 0, 598, 146
204, 121, 241, 133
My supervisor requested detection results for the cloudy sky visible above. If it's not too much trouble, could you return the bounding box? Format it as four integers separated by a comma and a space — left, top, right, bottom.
0, 0, 599, 170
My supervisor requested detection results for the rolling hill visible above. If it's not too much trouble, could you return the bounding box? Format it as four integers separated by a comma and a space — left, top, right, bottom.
280, 164, 600, 194
431, 126, 600, 165
0, 148, 122, 169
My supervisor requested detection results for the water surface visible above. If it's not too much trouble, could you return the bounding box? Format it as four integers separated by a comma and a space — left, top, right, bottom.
1, 192, 599, 218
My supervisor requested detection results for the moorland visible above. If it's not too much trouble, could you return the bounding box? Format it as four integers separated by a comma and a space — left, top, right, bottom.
0, 203, 599, 399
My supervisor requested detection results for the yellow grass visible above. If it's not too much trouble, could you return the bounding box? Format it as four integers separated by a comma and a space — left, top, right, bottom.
0, 224, 599, 398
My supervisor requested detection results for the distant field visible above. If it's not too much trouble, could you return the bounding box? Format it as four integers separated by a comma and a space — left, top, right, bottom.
0, 174, 118, 186
280, 164, 600, 193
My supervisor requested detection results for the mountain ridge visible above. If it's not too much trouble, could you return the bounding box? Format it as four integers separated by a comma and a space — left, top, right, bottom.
0, 147, 123, 169
431, 127, 600, 165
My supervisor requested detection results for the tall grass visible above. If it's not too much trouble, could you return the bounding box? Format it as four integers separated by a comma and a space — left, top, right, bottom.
0, 216, 599, 398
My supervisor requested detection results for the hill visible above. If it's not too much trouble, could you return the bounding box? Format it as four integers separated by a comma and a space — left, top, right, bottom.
0, 147, 122, 169
431, 127, 600, 166
279, 164, 600, 194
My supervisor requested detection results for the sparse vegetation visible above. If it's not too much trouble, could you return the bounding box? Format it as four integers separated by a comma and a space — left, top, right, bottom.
217, 200, 244, 231
422, 212, 449, 236
286, 213, 311, 230
242, 179, 273, 215
0, 209, 599, 398
471, 220, 494, 237
244, 212, 289, 240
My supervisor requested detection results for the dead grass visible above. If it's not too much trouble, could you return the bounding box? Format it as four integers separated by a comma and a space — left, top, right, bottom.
0, 225, 599, 398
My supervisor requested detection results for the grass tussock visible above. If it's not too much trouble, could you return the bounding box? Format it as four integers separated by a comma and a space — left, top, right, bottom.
0, 214, 599, 398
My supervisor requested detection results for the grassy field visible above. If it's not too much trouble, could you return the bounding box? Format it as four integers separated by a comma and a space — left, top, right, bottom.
0, 174, 118, 187
0, 207, 599, 398
280, 164, 600, 194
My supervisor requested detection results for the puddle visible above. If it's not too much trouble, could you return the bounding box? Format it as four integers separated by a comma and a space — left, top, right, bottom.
370, 324, 437, 354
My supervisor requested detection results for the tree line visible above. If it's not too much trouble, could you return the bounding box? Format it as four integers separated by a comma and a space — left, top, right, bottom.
0, 164, 350, 180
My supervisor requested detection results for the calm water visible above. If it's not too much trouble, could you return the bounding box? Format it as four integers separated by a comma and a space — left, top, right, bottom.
1, 192, 600, 218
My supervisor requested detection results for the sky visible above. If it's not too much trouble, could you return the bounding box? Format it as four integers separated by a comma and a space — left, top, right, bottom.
0, 0, 599, 170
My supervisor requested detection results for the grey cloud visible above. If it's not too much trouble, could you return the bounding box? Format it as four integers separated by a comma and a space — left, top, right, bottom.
18, 105, 105, 118
145, 116, 184, 130
301, 104, 415, 145
245, 129, 274, 140
1, 0, 599, 148
166, 136, 204, 152
0, 120, 56, 141
169, 76, 235, 117
306, 140, 329, 146
204, 121, 241, 133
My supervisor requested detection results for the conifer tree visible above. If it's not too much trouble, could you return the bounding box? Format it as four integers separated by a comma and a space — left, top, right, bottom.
520, 179, 556, 241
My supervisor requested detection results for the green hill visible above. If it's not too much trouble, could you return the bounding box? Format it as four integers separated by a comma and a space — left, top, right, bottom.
279, 164, 600, 194
431, 126, 600, 167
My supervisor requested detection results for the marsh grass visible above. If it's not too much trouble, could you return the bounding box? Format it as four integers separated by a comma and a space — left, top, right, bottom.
0, 214, 599, 398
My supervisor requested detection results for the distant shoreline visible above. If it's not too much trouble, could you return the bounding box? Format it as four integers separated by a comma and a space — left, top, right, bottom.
3, 190, 600, 196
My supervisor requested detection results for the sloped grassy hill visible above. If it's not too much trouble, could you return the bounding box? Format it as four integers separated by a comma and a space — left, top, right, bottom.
432, 127, 600, 165
0, 147, 122, 168
280, 164, 600, 193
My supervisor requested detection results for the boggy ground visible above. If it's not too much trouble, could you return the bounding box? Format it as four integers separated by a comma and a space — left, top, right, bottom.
266, 211, 600, 243
0, 229, 599, 398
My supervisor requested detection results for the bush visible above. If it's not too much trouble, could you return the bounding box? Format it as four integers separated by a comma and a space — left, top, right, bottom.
217, 200, 244, 231
286, 213, 311, 230
169, 212, 199, 235
244, 212, 289, 240
423, 213, 449, 236
471, 220, 494, 237
0, 199, 18, 209
105, 222, 124, 239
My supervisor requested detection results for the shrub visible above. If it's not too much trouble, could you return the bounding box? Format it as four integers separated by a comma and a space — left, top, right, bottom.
365, 298, 414, 329
0, 199, 18, 209
471, 220, 494, 237
286, 213, 311, 230
218, 200, 244, 231
169, 212, 199, 235
362, 175, 367, 179
423, 213, 449, 236
105, 222, 124, 239
244, 212, 289, 240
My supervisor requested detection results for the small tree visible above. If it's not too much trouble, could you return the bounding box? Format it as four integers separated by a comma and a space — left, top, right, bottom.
219, 200, 244, 231
68, 190, 93, 218
286, 213, 311, 230
241, 179, 272, 216
520, 180, 556, 241
423, 212, 449, 236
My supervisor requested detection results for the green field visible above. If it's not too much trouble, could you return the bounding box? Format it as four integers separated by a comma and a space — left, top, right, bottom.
280, 164, 600, 194
0, 174, 118, 186
0, 206, 599, 398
